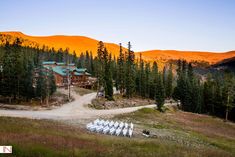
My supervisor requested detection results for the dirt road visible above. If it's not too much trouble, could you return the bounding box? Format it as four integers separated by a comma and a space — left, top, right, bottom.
0, 91, 156, 121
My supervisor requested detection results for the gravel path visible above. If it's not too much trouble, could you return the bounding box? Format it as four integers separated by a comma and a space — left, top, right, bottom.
0, 91, 156, 121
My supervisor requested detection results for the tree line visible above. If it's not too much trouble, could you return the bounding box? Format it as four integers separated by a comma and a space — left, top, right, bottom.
0, 37, 234, 121
0, 39, 58, 104
91, 42, 235, 121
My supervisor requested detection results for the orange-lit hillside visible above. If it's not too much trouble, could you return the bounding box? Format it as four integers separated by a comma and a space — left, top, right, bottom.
138, 50, 235, 64
0, 31, 123, 57
1, 31, 235, 64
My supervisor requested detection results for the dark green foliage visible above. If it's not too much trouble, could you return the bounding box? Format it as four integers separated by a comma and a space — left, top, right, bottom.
125, 42, 135, 98
144, 63, 151, 98
48, 67, 57, 96
149, 61, 158, 99
0, 38, 58, 104
96, 42, 113, 99
138, 53, 146, 97
35, 65, 57, 104
155, 73, 165, 112
1, 42, 15, 101
1, 36, 234, 121
36, 65, 47, 102
116, 43, 125, 94
96, 41, 105, 89
165, 64, 173, 98
173, 60, 202, 112
222, 72, 235, 121
173, 59, 235, 121
104, 53, 114, 100
23, 60, 35, 100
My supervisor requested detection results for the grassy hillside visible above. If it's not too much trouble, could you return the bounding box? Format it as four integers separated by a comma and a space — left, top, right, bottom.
114, 108, 235, 156
0, 108, 234, 157
0, 31, 124, 57
137, 50, 235, 64
1, 32, 235, 64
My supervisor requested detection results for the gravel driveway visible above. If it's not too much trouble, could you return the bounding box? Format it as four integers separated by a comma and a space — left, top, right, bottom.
0, 91, 156, 121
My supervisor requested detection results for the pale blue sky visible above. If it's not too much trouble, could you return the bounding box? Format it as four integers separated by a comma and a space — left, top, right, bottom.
0, 0, 235, 52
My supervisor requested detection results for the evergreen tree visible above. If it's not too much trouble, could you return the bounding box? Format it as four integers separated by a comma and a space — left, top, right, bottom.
162, 66, 167, 93
24, 60, 35, 101
36, 65, 47, 104
85, 51, 90, 71
1, 41, 14, 103
222, 73, 235, 121
139, 53, 146, 97
49, 67, 57, 96
12, 38, 23, 100
72, 51, 77, 65
173, 60, 184, 102
203, 74, 216, 114
173, 60, 193, 111
125, 42, 135, 98
192, 78, 203, 113
96, 41, 105, 93
104, 51, 113, 100
155, 73, 165, 112
63, 48, 69, 63
78, 52, 85, 68
165, 63, 173, 98
117, 43, 125, 95
90, 51, 94, 75
145, 62, 151, 98
57, 48, 64, 62
149, 61, 158, 99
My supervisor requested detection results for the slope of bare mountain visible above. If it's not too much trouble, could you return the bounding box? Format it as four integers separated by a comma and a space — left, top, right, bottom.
1, 31, 235, 64
137, 50, 235, 64
0, 31, 122, 57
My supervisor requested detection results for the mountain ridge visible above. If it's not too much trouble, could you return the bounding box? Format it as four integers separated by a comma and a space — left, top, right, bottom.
1, 31, 235, 64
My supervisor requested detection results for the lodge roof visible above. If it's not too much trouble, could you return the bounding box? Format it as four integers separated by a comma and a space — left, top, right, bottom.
42, 61, 91, 77
42, 61, 56, 65
42, 61, 75, 66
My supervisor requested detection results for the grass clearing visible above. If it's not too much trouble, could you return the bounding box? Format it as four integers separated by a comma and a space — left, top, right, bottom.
0, 116, 234, 157
113, 108, 235, 156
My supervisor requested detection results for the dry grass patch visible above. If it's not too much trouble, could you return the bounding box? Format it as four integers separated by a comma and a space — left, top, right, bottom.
0, 116, 234, 157
113, 108, 235, 156
90, 94, 154, 109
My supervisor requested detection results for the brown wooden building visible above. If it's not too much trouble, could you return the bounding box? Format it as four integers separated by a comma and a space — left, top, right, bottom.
43, 61, 92, 87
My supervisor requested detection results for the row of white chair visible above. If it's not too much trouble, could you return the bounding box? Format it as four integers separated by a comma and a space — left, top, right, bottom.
93, 119, 134, 130
86, 119, 134, 137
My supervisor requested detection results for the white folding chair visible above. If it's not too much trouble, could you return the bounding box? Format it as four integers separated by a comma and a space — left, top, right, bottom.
122, 128, 128, 136
114, 121, 119, 128
86, 123, 93, 130
115, 127, 122, 136
109, 127, 115, 135
109, 121, 114, 127
128, 128, 133, 138
103, 126, 110, 134
96, 125, 104, 133
90, 125, 98, 132
119, 122, 124, 129
130, 123, 134, 130
104, 120, 109, 127
124, 122, 128, 129
94, 119, 100, 125
99, 119, 105, 126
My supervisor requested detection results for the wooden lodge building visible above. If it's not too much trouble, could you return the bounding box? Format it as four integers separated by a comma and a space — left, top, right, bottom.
43, 61, 93, 88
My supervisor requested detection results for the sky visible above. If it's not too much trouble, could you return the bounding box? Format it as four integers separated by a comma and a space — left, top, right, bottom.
0, 0, 235, 52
